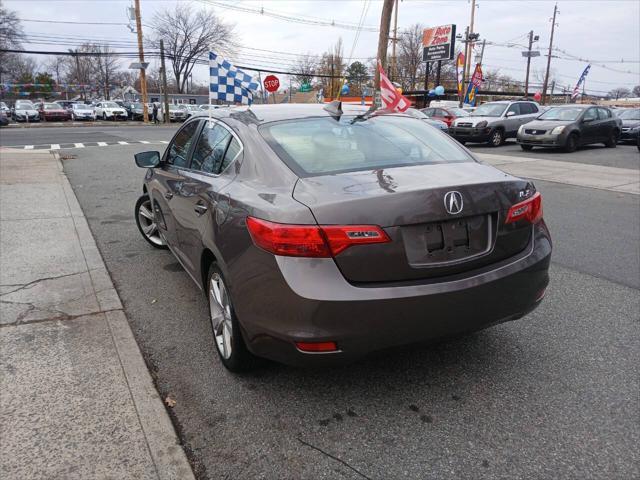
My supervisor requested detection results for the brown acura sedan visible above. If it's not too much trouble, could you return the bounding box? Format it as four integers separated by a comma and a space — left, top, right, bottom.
134, 104, 552, 371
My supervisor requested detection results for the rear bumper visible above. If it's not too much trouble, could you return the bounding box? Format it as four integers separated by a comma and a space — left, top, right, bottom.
232, 222, 552, 367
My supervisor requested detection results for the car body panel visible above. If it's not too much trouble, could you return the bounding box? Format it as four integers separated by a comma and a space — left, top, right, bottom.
137, 106, 552, 366
517, 105, 619, 148
450, 101, 541, 143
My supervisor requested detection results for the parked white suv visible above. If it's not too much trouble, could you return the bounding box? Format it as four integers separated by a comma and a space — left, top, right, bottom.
450, 100, 541, 146
94, 101, 127, 121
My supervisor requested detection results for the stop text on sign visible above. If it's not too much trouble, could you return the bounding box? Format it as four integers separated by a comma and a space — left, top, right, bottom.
263, 75, 280, 93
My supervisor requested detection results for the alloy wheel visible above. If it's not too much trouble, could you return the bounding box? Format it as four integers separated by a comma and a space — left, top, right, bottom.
136, 198, 165, 246
209, 273, 233, 359
491, 130, 503, 147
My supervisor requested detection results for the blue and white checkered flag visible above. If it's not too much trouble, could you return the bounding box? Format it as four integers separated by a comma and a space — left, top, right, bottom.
209, 52, 258, 105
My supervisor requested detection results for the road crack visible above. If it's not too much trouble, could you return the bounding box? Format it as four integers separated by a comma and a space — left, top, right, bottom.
297, 437, 373, 480
0, 271, 85, 296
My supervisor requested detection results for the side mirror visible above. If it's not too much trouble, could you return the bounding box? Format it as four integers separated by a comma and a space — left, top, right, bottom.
506, 111, 516, 117
582, 117, 594, 124
135, 151, 161, 168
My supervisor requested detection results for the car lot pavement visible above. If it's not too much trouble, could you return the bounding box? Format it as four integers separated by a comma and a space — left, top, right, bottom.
0, 148, 194, 479
61, 143, 639, 479
468, 140, 639, 170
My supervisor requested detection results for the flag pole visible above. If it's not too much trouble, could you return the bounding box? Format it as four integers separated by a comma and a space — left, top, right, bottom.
208, 51, 213, 127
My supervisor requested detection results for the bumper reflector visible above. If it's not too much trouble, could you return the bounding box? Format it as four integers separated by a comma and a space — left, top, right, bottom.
295, 341, 339, 353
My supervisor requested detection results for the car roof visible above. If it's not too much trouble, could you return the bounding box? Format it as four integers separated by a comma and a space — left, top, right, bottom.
190, 103, 373, 125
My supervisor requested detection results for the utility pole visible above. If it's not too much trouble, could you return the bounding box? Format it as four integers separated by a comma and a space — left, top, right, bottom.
72, 49, 86, 101
134, 0, 149, 122
477, 39, 486, 65
375, 0, 395, 90
160, 39, 170, 124
542, 3, 558, 105
390, 0, 399, 81
330, 61, 335, 99
464, 0, 477, 89
524, 30, 534, 98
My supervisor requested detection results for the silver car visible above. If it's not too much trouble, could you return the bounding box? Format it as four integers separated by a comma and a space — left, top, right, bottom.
450, 100, 541, 147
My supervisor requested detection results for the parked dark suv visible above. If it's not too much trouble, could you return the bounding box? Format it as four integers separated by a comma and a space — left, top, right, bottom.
133, 105, 552, 372
517, 105, 620, 152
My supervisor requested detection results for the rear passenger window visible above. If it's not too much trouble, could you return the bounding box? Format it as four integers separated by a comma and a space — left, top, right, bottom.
190, 124, 231, 174
597, 108, 611, 119
220, 138, 242, 173
506, 104, 521, 116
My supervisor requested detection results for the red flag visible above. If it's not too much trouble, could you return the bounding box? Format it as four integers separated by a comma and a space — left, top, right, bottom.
377, 61, 410, 112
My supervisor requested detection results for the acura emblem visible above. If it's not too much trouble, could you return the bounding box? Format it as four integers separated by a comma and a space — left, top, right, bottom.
444, 191, 463, 215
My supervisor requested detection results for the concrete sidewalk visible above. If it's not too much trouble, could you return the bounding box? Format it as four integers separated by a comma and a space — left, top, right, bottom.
476, 152, 640, 194
0, 148, 194, 479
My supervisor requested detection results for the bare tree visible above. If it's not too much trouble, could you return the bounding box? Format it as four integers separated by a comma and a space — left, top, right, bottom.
608, 87, 631, 100
293, 54, 318, 87
152, 4, 234, 93
1, 53, 37, 82
89, 45, 120, 99
633, 85, 640, 97
0, 1, 23, 51
0, 1, 25, 80
396, 24, 424, 91
317, 38, 345, 97
45, 55, 68, 85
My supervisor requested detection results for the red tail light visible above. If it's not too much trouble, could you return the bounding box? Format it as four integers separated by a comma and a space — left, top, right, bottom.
295, 341, 339, 353
505, 192, 543, 224
246, 217, 390, 258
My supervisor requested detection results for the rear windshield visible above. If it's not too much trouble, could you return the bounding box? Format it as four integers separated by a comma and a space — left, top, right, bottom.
260, 115, 473, 176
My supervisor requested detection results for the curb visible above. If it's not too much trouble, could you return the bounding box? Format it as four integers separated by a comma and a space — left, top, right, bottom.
54, 151, 196, 480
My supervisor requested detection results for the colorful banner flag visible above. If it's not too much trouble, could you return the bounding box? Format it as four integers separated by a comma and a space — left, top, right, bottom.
377, 61, 410, 112
456, 52, 465, 99
571, 64, 591, 101
463, 64, 483, 106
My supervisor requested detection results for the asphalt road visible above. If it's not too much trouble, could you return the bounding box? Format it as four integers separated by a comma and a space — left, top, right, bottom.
0, 124, 179, 148
62, 143, 639, 480
466, 139, 639, 170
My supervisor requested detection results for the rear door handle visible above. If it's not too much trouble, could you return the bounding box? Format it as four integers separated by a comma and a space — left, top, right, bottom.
164, 192, 173, 200
194, 204, 208, 215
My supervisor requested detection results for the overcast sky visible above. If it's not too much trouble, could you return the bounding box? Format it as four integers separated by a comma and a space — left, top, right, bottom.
7, 0, 640, 95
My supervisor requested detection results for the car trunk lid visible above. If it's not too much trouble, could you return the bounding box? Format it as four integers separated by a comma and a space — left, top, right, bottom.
293, 162, 534, 283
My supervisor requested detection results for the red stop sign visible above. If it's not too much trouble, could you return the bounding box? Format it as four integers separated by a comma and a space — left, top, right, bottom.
263, 75, 280, 93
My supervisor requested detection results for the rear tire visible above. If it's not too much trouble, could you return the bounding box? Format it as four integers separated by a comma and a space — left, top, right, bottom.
206, 263, 256, 372
564, 133, 578, 153
134, 194, 168, 249
489, 129, 504, 147
520, 144, 534, 151
604, 131, 617, 148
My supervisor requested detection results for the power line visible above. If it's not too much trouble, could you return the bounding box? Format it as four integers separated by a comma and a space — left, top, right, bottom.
194, 0, 380, 32
17, 18, 129, 26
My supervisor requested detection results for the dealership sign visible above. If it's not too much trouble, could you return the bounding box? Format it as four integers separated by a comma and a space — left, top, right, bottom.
422, 24, 456, 62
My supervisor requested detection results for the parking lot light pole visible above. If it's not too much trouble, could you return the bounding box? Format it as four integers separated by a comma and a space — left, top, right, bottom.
134, 0, 149, 123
